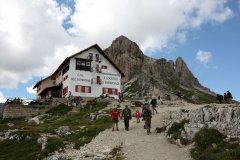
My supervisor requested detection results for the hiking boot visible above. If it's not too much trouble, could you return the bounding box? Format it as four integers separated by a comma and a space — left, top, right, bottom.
112, 128, 115, 131
116, 128, 119, 131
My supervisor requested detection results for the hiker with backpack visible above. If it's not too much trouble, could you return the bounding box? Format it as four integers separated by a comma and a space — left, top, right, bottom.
121, 105, 132, 131
142, 105, 152, 135
150, 97, 158, 114
142, 102, 149, 121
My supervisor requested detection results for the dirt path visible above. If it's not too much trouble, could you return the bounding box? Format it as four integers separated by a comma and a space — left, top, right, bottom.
61, 102, 195, 160
119, 104, 192, 160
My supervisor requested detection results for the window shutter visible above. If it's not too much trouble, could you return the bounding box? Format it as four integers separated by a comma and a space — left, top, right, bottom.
108, 88, 112, 95
75, 85, 78, 92
82, 86, 85, 93
89, 86, 91, 93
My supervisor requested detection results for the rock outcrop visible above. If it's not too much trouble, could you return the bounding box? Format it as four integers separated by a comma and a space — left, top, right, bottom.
105, 36, 216, 103
164, 105, 240, 141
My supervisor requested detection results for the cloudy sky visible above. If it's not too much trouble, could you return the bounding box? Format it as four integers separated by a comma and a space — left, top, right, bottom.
0, 0, 240, 102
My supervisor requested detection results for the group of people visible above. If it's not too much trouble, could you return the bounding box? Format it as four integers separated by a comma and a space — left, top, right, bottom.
111, 98, 158, 135
217, 91, 233, 104
224, 91, 233, 104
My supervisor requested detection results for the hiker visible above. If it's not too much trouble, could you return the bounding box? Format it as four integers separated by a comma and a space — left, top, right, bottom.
142, 102, 149, 121
177, 91, 183, 103
224, 93, 227, 103
226, 91, 233, 104
142, 105, 152, 135
121, 105, 132, 131
150, 97, 158, 114
111, 107, 120, 131
135, 110, 141, 123
158, 95, 163, 105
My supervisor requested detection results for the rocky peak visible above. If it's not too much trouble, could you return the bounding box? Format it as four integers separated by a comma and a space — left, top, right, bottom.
104, 35, 144, 82
174, 57, 200, 87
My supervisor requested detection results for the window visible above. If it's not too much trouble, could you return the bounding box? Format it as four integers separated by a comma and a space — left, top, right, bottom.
101, 65, 107, 69
75, 85, 91, 93
97, 76, 101, 84
63, 75, 68, 81
86, 62, 91, 66
89, 53, 93, 60
102, 88, 118, 95
63, 86, 68, 95
76, 58, 91, 71
96, 54, 99, 62
103, 88, 108, 94
112, 89, 118, 95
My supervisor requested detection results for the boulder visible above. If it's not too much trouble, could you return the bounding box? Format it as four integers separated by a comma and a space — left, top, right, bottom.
56, 126, 70, 136
37, 136, 48, 151
28, 117, 40, 126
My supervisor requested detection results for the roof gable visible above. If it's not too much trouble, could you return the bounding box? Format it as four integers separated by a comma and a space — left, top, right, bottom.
33, 44, 125, 89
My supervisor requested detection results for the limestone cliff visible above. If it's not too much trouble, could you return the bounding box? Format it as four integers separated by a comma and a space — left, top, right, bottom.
104, 36, 216, 103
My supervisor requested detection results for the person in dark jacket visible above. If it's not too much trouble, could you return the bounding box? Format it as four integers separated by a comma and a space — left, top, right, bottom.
121, 105, 132, 131
224, 93, 227, 103
150, 97, 158, 114
227, 91, 233, 104
143, 105, 152, 135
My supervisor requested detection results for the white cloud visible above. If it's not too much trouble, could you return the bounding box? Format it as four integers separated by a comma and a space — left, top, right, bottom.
0, 0, 233, 89
196, 50, 212, 64
26, 85, 37, 95
69, 0, 233, 52
0, 92, 7, 103
0, 0, 80, 88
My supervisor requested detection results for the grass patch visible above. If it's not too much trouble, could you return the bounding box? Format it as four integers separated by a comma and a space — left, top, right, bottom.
124, 80, 141, 94
167, 80, 218, 104
0, 101, 112, 159
46, 104, 73, 116
191, 128, 240, 160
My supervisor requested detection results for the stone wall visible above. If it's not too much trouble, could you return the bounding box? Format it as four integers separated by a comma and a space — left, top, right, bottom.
164, 105, 240, 140
3, 105, 51, 118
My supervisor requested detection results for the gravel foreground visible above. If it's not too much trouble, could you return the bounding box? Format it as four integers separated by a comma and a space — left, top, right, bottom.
60, 103, 194, 160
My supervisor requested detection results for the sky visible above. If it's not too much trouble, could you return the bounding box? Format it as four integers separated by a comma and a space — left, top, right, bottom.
0, 0, 240, 102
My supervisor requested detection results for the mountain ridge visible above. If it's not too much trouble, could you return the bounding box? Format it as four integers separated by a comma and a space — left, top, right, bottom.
104, 35, 216, 103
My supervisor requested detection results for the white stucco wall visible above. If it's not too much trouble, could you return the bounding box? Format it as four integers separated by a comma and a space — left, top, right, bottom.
62, 47, 122, 99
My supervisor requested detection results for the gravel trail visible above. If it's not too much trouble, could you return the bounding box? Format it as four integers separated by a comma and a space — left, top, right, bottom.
61, 103, 194, 160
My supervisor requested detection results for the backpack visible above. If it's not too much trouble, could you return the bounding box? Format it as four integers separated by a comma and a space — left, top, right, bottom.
122, 108, 131, 118
144, 108, 152, 118
151, 99, 157, 105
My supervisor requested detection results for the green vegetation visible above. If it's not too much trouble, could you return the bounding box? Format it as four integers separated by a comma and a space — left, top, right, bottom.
46, 104, 73, 116
191, 128, 240, 160
167, 80, 218, 104
0, 101, 112, 160
124, 80, 141, 94
167, 119, 190, 145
